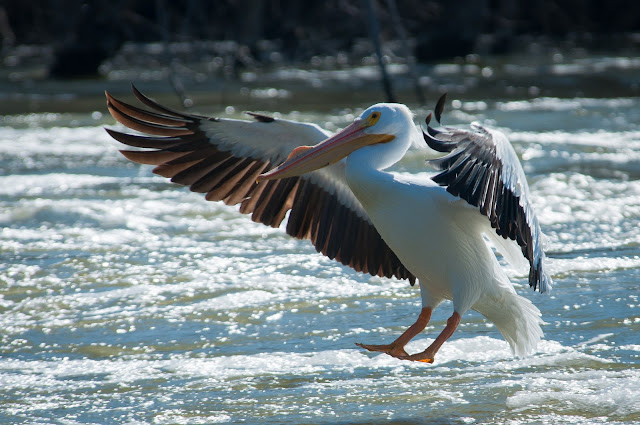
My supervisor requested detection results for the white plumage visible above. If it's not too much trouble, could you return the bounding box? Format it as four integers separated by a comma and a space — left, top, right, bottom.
106, 88, 552, 363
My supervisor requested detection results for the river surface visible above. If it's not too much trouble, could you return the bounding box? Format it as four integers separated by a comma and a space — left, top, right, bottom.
1, 55, 640, 424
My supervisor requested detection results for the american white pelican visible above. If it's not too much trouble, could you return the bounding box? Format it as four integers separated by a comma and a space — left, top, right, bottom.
105, 87, 552, 363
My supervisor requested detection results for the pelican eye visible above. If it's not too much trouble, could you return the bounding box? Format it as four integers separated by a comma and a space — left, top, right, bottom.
367, 111, 381, 126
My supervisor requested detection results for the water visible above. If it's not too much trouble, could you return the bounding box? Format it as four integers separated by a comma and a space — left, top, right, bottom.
2, 64, 640, 423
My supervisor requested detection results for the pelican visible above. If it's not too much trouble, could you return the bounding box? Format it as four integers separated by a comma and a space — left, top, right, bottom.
105, 87, 552, 363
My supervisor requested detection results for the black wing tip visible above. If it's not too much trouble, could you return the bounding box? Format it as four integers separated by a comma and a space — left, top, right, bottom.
434, 92, 447, 124
130, 84, 151, 105
422, 93, 453, 152
424, 93, 447, 125
246, 112, 276, 123
423, 129, 456, 153
533, 263, 553, 294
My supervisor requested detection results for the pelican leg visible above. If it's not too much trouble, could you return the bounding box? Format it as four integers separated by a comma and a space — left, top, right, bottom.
356, 307, 432, 358
399, 311, 461, 363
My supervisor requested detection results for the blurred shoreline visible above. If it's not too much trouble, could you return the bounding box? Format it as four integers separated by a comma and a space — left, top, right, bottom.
1, 36, 640, 116
3, 1, 640, 115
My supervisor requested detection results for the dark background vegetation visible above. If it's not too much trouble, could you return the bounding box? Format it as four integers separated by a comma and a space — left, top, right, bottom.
1, 0, 639, 113
3, 0, 640, 77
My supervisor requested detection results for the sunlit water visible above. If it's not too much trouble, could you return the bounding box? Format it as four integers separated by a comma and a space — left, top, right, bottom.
1, 80, 640, 424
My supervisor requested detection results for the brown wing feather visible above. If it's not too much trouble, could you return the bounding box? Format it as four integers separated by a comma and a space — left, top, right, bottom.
106, 87, 416, 285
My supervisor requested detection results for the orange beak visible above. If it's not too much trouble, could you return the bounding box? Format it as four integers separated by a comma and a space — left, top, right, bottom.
257, 120, 394, 182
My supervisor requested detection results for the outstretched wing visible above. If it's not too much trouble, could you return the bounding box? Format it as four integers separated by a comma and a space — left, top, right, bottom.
105, 86, 416, 284
423, 105, 551, 293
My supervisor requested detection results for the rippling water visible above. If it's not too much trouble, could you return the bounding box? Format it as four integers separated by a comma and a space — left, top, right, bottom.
1, 83, 640, 424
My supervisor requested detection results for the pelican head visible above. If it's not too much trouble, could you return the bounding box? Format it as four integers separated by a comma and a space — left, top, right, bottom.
258, 103, 416, 182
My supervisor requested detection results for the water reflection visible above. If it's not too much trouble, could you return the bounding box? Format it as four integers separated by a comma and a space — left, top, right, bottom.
1, 60, 640, 423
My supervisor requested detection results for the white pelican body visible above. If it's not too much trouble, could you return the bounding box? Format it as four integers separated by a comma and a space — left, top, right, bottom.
106, 88, 551, 362
351, 169, 541, 357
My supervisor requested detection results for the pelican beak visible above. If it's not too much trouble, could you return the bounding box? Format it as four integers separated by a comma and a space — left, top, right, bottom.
257, 120, 394, 182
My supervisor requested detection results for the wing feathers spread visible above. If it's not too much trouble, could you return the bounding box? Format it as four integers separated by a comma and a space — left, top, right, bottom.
106, 87, 415, 285
424, 121, 551, 293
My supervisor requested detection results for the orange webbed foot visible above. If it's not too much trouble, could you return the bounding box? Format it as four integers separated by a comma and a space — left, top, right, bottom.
397, 352, 435, 363
355, 342, 409, 358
